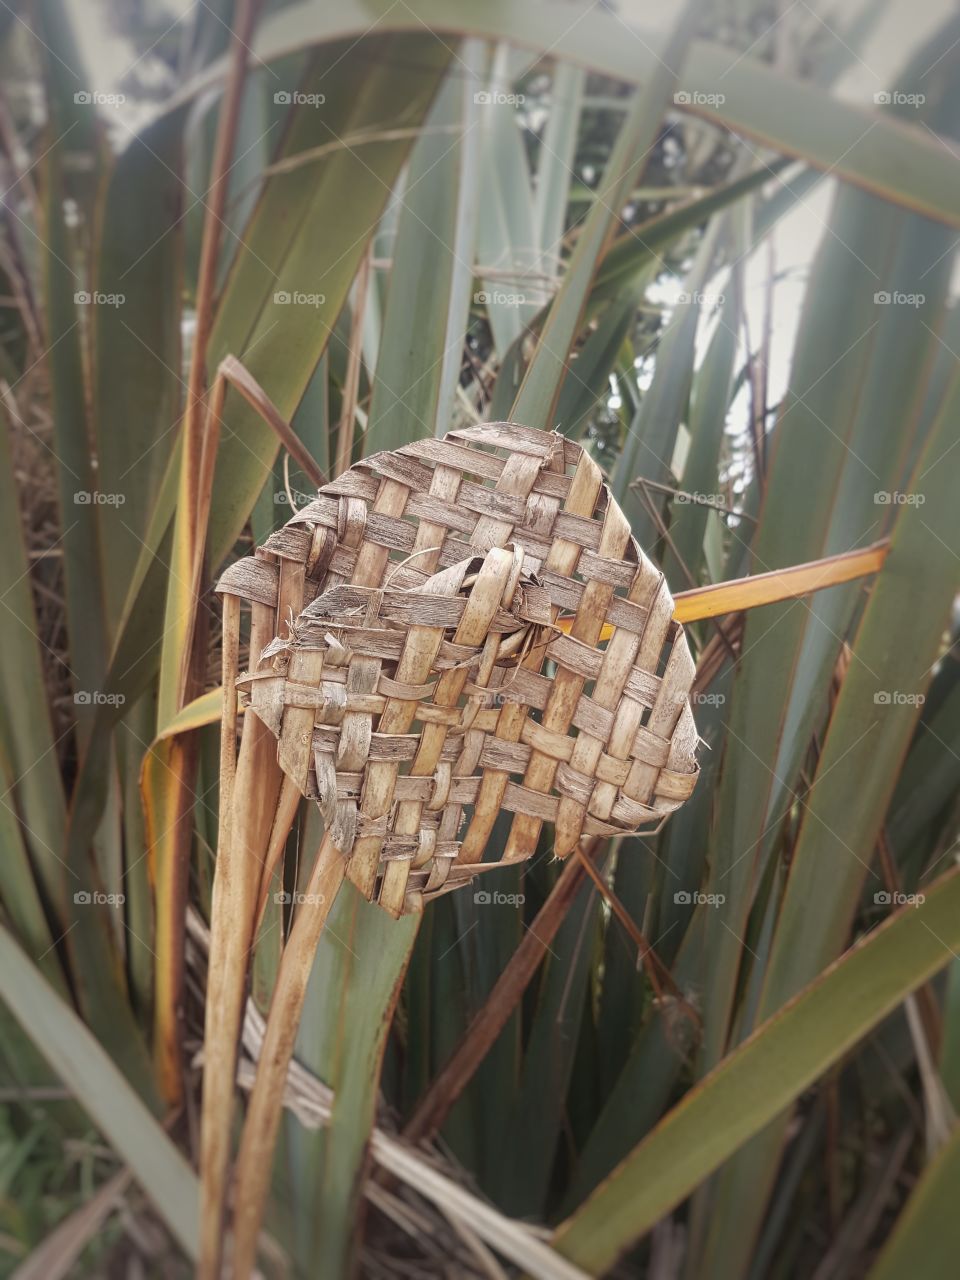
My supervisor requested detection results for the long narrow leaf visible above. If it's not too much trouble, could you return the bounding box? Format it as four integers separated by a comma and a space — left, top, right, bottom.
866, 1126, 960, 1280
553, 869, 960, 1274
511, 1, 703, 429
0, 926, 199, 1261
161, 2, 960, 228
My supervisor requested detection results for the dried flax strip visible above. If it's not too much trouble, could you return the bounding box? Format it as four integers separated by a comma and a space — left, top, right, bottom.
200, 594, 284, 1279
554, 548, 670, 855
349, 464, 464, 916
343, 479, 413, 896
503, 463, 633, 861
379, 546, 521, 914
458, 445, 604, 863
258, 557, 321, 907
229, 836, 346, 1278
435, 444, 556, 800
371, 562, 478, 916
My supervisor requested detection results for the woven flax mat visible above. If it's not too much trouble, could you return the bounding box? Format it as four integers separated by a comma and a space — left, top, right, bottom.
217, 423, 699, 917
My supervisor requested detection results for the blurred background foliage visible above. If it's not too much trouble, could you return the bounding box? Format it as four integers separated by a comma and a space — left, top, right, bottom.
1, 0, 960, 1276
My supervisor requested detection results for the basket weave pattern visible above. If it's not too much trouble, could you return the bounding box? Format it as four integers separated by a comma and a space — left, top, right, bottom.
218, 424, 699, 916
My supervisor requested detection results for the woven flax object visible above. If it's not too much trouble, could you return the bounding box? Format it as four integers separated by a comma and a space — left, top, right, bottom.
217, 423, 699, 917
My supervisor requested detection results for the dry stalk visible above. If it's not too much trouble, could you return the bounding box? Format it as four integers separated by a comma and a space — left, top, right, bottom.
199, 612, 282, 1277
229, 835, 346, 1278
